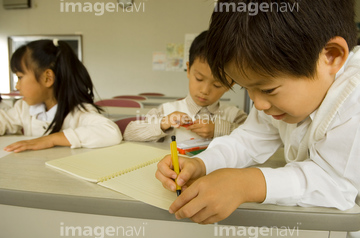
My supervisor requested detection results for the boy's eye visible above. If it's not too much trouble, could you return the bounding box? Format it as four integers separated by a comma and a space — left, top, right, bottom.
195, 77, 203, 81
261, 88, 276, 94
213, 84, 222, 88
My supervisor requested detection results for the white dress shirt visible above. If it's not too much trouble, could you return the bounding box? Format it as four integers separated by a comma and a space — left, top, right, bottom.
197, 46, 360, 211
0, 100, 122, 148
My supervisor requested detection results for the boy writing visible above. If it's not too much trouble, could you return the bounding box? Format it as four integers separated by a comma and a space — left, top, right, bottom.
156, 0, 360, 231
124, 31, 247, 142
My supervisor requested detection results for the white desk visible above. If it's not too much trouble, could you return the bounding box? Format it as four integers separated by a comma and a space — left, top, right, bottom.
0, 137, 359, 238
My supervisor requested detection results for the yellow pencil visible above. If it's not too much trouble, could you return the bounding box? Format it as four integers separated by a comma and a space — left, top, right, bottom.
170, 135, 181, 196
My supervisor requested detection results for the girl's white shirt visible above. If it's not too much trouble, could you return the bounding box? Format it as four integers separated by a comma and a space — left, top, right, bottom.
29, 103, 58, 122
0, 100, 122, 148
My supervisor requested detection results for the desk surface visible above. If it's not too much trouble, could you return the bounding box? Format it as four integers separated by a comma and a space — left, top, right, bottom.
0, 137, 359, 232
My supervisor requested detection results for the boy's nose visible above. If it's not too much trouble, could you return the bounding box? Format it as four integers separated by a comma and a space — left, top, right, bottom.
249, 91, 271, 111
200, 84, 211, 95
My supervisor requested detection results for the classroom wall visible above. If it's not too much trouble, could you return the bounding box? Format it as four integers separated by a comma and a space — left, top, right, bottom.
0, 0, 246, 109
356, 0, 360, 22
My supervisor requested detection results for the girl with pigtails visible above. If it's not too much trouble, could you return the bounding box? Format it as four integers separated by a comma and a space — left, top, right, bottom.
0, 39, 122, 152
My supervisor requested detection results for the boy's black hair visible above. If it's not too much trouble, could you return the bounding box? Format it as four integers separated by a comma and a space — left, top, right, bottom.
189, 30, 208, 68
206, 0, 357, 88
10, 40, 102, 134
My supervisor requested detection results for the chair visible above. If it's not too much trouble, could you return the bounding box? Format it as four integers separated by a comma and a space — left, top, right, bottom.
115, 116, 146, 134
1, 91, 21, 96
139, 93, 165, 97
95, 99, 143, 108
113, 95, 147, 100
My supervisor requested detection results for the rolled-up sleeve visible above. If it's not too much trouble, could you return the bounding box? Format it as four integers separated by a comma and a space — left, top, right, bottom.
62, 105, 122, 148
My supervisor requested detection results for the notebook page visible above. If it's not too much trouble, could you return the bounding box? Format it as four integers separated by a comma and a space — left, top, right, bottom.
46, 142, 169, 183
99, 163, 176, 210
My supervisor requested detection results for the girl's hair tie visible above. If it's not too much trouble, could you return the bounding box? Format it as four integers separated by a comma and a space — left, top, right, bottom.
53, 39, 59, 47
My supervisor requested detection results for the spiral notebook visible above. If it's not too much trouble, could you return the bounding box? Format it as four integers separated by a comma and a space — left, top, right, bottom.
46, 142, 177, 210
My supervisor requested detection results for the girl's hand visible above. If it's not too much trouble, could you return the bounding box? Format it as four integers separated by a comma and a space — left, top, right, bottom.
161, 111, 193, 131
4, 132, 71, 153
187, 119, 215, 139
155, 154, 206, 192
169, 168, 266, 224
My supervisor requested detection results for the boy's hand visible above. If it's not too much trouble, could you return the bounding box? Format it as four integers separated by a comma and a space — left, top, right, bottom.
161, 111, 193, 131
169, 168, 266, 224
187, 119, 215, 138
155, 154, 206, 192
4, 132, 70, 153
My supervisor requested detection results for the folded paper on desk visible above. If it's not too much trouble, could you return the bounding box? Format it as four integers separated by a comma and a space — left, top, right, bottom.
46, 142, 176, 210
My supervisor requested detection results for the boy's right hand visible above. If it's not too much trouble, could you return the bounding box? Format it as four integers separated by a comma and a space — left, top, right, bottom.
161, 111, 193, 131
155, 154, 206, 192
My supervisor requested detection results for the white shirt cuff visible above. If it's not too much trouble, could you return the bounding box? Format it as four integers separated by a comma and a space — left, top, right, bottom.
63, 128, 81, 149
196, 148, 228, 175
259, 167, 303, 206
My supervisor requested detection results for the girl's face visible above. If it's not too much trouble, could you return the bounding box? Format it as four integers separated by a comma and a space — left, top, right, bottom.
15, 68, 54, 108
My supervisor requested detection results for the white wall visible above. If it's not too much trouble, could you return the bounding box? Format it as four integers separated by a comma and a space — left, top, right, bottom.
0, 0, 245, 108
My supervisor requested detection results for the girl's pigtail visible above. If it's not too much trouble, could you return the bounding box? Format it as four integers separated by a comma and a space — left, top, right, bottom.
47, 40, 102, 134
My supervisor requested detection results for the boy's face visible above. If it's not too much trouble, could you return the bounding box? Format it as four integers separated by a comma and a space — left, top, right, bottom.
225, 56, 335, 124
187, 58, 230, 107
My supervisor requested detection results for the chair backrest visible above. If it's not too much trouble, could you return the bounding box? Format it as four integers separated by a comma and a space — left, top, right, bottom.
95, 99, 143, 108
115, 116, 145, 134
1, 91, 21, 96
139, 93, 164, 96
113, 95, 147, 100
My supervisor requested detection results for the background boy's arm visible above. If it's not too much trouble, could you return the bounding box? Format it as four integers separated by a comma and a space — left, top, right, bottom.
124, 106, 168, 142
213, 109, 247, 137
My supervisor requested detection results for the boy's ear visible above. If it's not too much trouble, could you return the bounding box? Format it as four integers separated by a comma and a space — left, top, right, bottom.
186, 62, 190, 78
42, 69, 55, 87
323, 36, 349, 75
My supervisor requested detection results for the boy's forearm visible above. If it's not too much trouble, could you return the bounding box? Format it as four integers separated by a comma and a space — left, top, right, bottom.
236, 168, 267, 203
193, 157, 207, 178
239, 168, 266, 203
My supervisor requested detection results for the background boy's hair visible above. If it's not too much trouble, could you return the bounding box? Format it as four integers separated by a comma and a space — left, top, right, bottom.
10, 40, 102, 134
206, 0, 357, 88
189, 30, 208, 68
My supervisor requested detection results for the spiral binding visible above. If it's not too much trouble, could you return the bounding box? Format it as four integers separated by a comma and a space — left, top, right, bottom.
98, 158, 160, 182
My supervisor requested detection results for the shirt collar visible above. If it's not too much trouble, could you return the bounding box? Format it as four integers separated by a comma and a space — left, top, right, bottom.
336, 51, 354, 79
184, 94, 220, 115
29, 103, 58, 122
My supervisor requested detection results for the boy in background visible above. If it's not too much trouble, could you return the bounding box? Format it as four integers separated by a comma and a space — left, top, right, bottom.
124, 31, 247, 142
